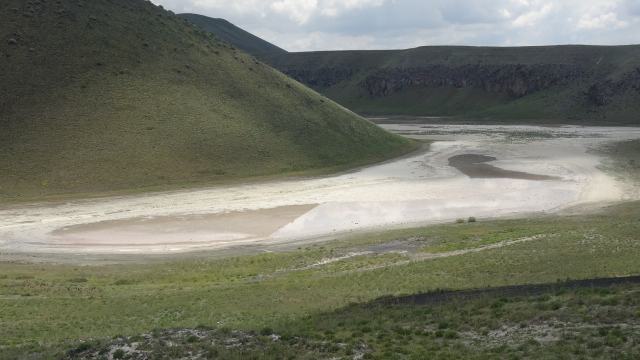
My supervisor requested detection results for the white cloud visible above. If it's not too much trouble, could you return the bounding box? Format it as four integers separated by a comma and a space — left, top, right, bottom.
321, 0, 386, 17
512, 3, 553, 27
270, 0, 318, 24
152, 0, 640, 51
577, 12, 629, 29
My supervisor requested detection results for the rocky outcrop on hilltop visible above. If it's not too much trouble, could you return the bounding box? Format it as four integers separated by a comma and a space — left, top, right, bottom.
588, 68, 640, 106
363, 64, 586, 97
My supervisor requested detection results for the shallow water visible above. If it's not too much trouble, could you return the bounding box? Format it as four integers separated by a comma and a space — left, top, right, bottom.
1, 124, 639, 256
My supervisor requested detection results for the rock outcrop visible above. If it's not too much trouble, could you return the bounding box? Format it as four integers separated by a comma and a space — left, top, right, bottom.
363, 64, 586, 97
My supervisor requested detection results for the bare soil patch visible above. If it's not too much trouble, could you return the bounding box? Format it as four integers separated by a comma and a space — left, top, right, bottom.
448, 154, 558, 180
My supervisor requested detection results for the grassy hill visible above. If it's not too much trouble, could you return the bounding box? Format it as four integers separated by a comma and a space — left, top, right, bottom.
178, 13, 287, 55
260, 46, 640, 123
0, 0, 414, 202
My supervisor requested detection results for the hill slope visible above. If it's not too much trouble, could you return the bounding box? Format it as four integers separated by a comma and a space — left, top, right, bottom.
178, 13, 287, 55
260, 46, 640, 123
0, 0, 413, 201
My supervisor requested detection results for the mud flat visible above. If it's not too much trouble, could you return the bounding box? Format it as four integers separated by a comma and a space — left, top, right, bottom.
1, 124, 639, 261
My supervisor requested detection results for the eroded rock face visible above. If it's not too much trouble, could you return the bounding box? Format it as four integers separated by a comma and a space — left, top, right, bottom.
363, 64, 586, 97
588, 69, 640, 106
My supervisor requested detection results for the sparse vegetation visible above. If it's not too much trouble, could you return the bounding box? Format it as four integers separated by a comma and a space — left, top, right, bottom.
2, 198, 640, 356
3, 282, 640, 359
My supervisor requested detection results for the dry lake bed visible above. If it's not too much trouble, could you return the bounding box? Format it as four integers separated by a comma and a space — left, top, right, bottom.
1, 124, 640, 263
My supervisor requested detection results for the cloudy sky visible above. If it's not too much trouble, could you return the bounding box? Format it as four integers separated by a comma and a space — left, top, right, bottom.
152, 0, 640, 51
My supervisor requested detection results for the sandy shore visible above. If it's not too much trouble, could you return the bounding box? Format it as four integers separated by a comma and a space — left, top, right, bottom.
1, 124, 639, 261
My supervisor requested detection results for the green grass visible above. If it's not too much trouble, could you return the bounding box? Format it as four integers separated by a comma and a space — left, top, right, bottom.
2, 199, 640, 350
3, 283, 640, 359
178, 14, 287, 55
0, 0, 415, 202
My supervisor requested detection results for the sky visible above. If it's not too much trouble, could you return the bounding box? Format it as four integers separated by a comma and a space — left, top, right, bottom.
151, 0, 640, 52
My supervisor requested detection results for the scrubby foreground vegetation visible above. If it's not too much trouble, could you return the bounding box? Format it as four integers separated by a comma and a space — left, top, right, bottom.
2, 193, 640, 358
4, 282, 640, 359
0, 0, 414, 202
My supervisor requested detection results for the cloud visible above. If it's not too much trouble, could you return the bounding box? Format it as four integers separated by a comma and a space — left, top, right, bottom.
511, 3, 554, 27
152, 0, 640, 51
577, 12, 629, 29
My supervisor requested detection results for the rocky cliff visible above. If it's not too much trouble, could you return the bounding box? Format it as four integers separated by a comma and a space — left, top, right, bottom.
260, 46, 640, 123
362, 64, 586, 98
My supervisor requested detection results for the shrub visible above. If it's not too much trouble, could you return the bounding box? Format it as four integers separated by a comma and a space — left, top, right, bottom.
113, 349, 125, 359
77, 342, 92, 351
186, 335, 198, 343
443, 330, 459, 339
555, 288, 568, 296
601, 297, 619, 306
468, 217, 476, 222
456, 218, 464, 223
634, 310, 640, 317
491, 300, 506, 309
260, 327, 274, 336
550, 301, 562, 310
537, 293, 552, 302
129, 335, 143, 342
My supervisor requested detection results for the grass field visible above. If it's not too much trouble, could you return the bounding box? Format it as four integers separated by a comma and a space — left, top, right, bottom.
2, 196, 640, 357
0, 0, 415, 203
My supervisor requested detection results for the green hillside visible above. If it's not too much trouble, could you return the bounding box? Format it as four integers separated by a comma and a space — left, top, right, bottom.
0, 0, 414, 202
178, 13, 287, 55
260, 46, 640, 123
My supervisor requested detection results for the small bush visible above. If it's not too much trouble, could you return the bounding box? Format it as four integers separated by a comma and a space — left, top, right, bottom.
491, 300, 506, 309
550, 301, 562, 310
555, 288, 568, 296
537, 293, 552, 302
634, 310, 640, 317
456, 218, 464, 223
113, 349, 125, 359
468, 217, 476, 222
77, 342, 92, 351
186, 335, 198, 343
600, 297, 619, 306
260, 327, 274, 336
443, 330, 459, 339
